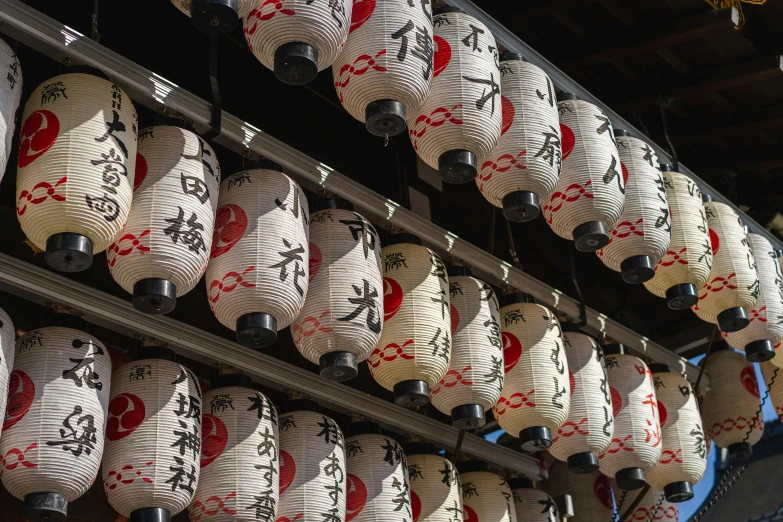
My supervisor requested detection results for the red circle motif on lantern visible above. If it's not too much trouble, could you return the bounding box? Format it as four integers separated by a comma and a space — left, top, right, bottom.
383, 277, 403, 321
201, 414, 229, 468
501, 95, 514, 137
211, 204, 249, 259
309, 242, 323, 283
106, 392, 146, 442
569, 371, 576, 396
740, 366, 760, 398
433, 35, 451, 78
349, 0, 375, 33
133, 152, 148, 191
450, 304, 460, 333
658, 400, 668, 427
560, 124, 575, 160
279, 449, 296, 494
411, 490, 422, 522
621, 162, 629, 186
464, 505, 479, 522
502, 331, 522, 373
594, 474, 613, 510
610, 386, 622, 417
346, 474, 368, 521
2, 370, 35, 432
18, 109, 59, 168
709, 229, 720, 256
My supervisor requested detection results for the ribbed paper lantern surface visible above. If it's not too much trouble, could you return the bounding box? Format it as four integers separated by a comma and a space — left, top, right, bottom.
370, 234, 451, 407
406, 444, 462, 522
108, 123, 220, 315
644, 168, 712, 310
333, 0, 432, 137
598, 350, 662, 491
408, 6, 502, 184
492, 293, 569, 451
243, 0, 352, 85
188, 375, 280, 522
1, 323, 111, 521
761, 362, 783, 422
0, 307, 14, 441
206, 161, 309, 348
102, 351, 202, 521
477, 55, 560, 222
292, 199, 383, 381
597, 133, 670, 284
645, 366, 706, 503
171, 0, 257, 34
459, 461, 517, 522
0, 41, 21, 184
16, 71, 138, 272
431, 268, 503, 429
542, 95, 623, 252
509, 478, 558, 522
548, 331, 613, 474
692, 201, 759, 333
548, 461, 614, 522
611, 483, 666, 522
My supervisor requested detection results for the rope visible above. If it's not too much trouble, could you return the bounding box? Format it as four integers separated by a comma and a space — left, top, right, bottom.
645, 493, 665, 522
612, 489, 629, 522
619, 485, 651, 522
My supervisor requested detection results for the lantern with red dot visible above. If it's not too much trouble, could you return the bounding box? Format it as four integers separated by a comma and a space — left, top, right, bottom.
406, 443, 462, 522
549, 460, 615, 522
509, 477, 558, 522
0, 39, 21, 185
170, 0, 257, 34
761, 362, 783, 422
459, 461, 516, 522
0, 306, 14, 442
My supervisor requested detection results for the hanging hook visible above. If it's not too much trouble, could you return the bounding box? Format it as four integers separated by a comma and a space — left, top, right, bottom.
505, 218, 523, 271
203, 34, 223, 141
91, 0, 101, 43
657, 93, 679, 172
569, 246, 587, 328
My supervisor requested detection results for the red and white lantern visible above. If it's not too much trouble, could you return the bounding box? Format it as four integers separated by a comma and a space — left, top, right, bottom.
509, 477, 558, 522
459, 461, 517, 522
0, 307, 14, 441
611, 483, 666, 522
406, 443, 462, 522
171, 0, 257, 34
0, 40, 21, 184
548, 461, 615, 522
761, 361, 783, 422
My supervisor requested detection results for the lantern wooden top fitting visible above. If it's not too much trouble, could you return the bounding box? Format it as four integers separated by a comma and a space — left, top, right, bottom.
508, 477, 559, 522
406, 443, 463, 522
171, 0, 257, 34
548, 461, 615, 522
458, 460, 517, 522
0, 40, 21, 185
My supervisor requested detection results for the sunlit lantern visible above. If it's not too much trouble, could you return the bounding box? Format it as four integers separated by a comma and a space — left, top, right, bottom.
543, 93, 624, 252
206, 159, 309, 348
431, 266, 503, 429
508, 477, 559, 522
171, 0, 257, 34
16, 70, 138, 272
0, 307, 14, 441
458, 461, 516, 522
549, 460, 615, 522
408, 6, 502, 184
761, 362, 783, 422
0, 40, 21, 184
108, 121, 220, 315
406, 443, 462, 522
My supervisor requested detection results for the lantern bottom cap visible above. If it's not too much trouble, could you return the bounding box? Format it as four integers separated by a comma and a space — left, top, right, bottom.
745, 339, 776, 362
717, 306, 750, 333
319, 351, 359, 382
620, 255, 656, 284
728, 442, 753, 462
502, 190, 540, 222
365, 99, 407, 137
274, 42, 319, 85
438, 149, 477, 184
450, 403, 486, 430
664, 481, 694, 503
236, 312, 278, 348
666, 283, 699, 310
133, 278, 177, 315
573, 221, 609, 252
23, 492, 67, 522
45, 233, 93, 273
190, 0, 240, 35
130, 507, 171, 522
567, 451, 600, 474
519, 426, 552, 451
393, 379, 430, 407
615, 467, 647, 490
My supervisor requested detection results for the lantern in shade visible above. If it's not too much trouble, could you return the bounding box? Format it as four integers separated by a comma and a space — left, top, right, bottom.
408, 7, 502, 184
692, 198, 759, 332
596, 132, 670, 284
508, 477, 558, 522
644, 167, 712, 310
492, 293, 569, 451
406, 443, 462, 522
548, 461, 615, 522
188, 374, 279, 522
761, 362, 783, 422
277, 400, 346, 522
108, 122, 220, 315
243, 0, 352, 85
370, 233, 451, 407
477, 54, 560, 222
611, 483, 667, 522
206, 159, 309, 348
542, 94, 623, 252
16, 70, 138, 272
333, 0, 433, 137
171, 0, 256, 34
598, 346, 662, 491
431, 266, 503, 429
658, 500, 680, 522
459, 461, 517, 522
645, 365, 706, 503
1, 315, 111, 521
0, 41, 21, 184
0, 307, 14, 441
291, 198, 383, 381
548, 328, 613, 474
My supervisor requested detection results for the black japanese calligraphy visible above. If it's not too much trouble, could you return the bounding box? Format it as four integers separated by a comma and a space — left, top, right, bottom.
391, 20, 434, 81
248, 394, 278, 424
385, 252, 408, 271
603, 155, 625, 195
316, 416, 343, 447
461, 24, 485, 52
96, 110, 129, 159
306, 0, 346, 28
41, 81, 67, 105
45, 405, 97, 457
211, 393, 234, 413
462, 72, 500, 115
270, 238, 306, 296
129, 364, 152, 381
337, 279, 381, 333
166, 456, 197, 493
339, 214, 377, 259
181, 136, 217, 183
180, 172, 210, 204
428, 326, 451, 361
536, 77, 555, 107
164, 207, 207, 253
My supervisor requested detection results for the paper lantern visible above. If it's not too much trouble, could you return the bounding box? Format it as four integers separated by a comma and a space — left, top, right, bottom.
370, 233, 451, 407
458, 461, 517, 522
277, 400, 346, 522
645, 365, 707, 503
692, 198, 759, 332
206, 159, 309, 348
0, 307, 14, 441
188, 374, 279, 522
1, 317, 111, 521
408, 6, 502, 184
108, 121, 220, 315
171, 0, 257, 34
291, 198, 383, 381
542, 94, 624, 252
611, 483, 666, 522
0, 40, 21, 184
548, 328, 613, 474
492, 293, 569, 451
657, 500, 680, 522
508, 477, 558, 522
548, 461, 615, 522
333, 0, 432, 137
643, 167, 712, 310
598, 346, 662, 491
16, 70, 138, 272
406, 443, 462, 522
761, 362, 783, 422
596, 132, 670, 284
431, 267, 503, 429
243, 0, 352, 85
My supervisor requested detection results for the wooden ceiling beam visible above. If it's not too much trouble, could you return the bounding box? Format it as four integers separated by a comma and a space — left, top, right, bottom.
673, 102, 783, 142
506, 0, 598, 23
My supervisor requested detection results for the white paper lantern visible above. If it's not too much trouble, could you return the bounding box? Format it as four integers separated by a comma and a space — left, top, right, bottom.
370, 234, 451, 407
548, 330, 613, 474
644, 168, 713, 310
171, 0, 257, 34
408, 7, 502, 184
108, 122, 220, 315
508, 478, 558, 522
0, 40, 21, 184
0, 307, 14, 441
406, 444, 463, 522
1, 320, 111, 521
291, 199, 383, 381
611, 483, 665, 522
477, 55, 560, 222
657, 500, 680, 522
206, 160, 309, 348
243, 0, 353, 85
542, 94, 624, 252
459, 461, 517, 522
692, 200, 759, 332
431, 268, 503, 429
761, 361, 783, 422
548, 461, 615, 522
492, 293, 569, 451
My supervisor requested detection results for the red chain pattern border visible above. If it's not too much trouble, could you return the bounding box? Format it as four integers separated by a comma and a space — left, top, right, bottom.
208, 266, 256, 306
476, 151, 528, 193
291, 310, 333, 345
431, 366, 473, 395
709, 416, 764, 437
598, 435, 634, 459
17, 176, 67, 216
493, 390, 537, 415
103, 461, 154, 492
659, 449, 683, 464
543, 181, 593, 224
748, 306, 767, 323
693, 273, 738, 312
408, 105, 463, 151
107, 229, 151, 268
368, 339, 415, 370
551, 418, 589, 443
334, 50, 388, 103
657, 248, 688, 269
0, 443, 38, 477
191, 492, 238, 520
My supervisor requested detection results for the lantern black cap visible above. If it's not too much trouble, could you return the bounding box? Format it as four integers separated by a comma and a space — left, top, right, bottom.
710, 339, 731, 352
519, 426, 552, 451
508, 477, 534, 489
317, 197, 355, 212
212, 373, 253, 389
621, 255, 656, 284
245, 157, 282, 171
319, 351, 359, 382
558, 92, 579, 101
406, 442, 438, 456
561, 322, 582, 333
24, 492, 67, 521
717, 307, 750, 333
45, 233, 93, 273
702, 194, 713, 203
65, 64, 109, 80
130, 507, 171, 522
274, 42, 319, 85
649, 363, 670, 374
439, 150, 478, 184
728, 442, 753, 462
366, 100, 407, 137
613, 129, 632, 137
458, 460, 489, 473
434, 5, 463, 14
745, 340, 775, 363
236, 312, 277, 349
394, 379, 430, 407
616, 467, 647, 490
660, 163, 673, 172
43, 310, 87, 331
450, 404, 486, 430
447, 265, 471, 277
286, 398, 320, 413
573, 221, 610, 252
156, 116, 196, 133
503, 191, 540, 222
387, 233, 422, 246
603, 343, 624, 355
666, 283, 699, 310
133, 278, 177, 315
776, 250, 783, 259
504, 291, 534, 305
190, 0, 241, 35
500, 52, 524, 62
351, 421, 382, 436
567, 452, 600, 474
665, 481, 694, 503
136, 345, 176, 362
